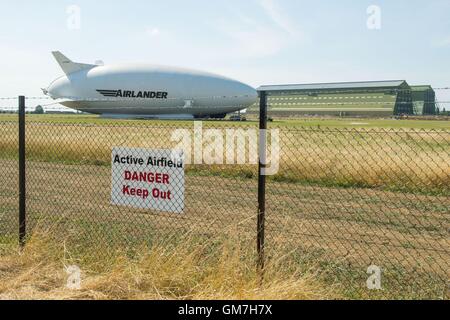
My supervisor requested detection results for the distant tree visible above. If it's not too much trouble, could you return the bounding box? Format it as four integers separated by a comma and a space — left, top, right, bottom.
34, 105, 44, 114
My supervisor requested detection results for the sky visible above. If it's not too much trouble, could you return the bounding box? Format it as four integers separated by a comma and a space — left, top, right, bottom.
0, 0, 449, 108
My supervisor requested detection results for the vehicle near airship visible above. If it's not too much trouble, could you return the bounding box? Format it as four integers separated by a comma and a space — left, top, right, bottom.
44, 52, 257, 119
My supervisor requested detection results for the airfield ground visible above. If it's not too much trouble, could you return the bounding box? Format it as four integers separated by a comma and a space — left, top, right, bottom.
0, 113, 449, 129
0, 114, 448, 299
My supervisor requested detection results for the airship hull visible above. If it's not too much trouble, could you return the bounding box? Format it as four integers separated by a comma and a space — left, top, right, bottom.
46, 52, 257, 118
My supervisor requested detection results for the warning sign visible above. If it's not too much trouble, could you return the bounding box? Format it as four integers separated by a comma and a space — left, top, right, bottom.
111, 147, 185, 214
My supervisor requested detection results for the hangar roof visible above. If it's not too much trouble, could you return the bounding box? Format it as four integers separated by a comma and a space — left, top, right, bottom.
410, 85, 434, 92
257, 80, 409, 92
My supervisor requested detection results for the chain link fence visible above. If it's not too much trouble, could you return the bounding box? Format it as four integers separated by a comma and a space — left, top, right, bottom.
0, 119, 18, 243
265, 126, 449, 298
0, 100, 448, 299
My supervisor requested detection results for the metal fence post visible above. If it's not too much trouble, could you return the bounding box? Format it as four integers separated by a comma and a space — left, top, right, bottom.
257, 91, 267, 272
18, 96, 26, 247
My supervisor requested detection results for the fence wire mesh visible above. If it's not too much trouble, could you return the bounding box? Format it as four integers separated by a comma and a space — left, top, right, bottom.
0, 109, 449, 299
265, 126, 449, 298
0, 120, 18, 242
22, 121, 259, 257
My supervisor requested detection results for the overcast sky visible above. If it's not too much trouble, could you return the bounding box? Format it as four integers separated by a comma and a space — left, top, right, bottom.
0, 0, 449, 107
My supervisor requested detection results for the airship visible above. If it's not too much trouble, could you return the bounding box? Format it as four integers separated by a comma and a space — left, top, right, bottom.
44, 52, 257, 119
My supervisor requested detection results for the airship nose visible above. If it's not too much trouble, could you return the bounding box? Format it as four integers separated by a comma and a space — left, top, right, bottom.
47, 76, 71, 99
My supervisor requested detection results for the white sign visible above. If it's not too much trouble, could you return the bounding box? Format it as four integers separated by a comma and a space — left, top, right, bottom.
111, 147, 185, 214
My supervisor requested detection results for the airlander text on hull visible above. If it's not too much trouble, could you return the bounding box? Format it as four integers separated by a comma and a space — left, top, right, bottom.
96, 89, 169, 99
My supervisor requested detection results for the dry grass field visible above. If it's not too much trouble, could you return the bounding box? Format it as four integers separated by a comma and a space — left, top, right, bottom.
0, 121, 449, 194
0, 118, 449, 299
0, 229, 335, 300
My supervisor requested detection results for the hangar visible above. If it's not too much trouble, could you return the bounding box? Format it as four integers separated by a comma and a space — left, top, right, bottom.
252, 80, 416, 117
411, 85, 437, 115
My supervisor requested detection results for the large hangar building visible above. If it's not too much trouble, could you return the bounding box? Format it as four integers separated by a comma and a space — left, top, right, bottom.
411, 85, 437, 115
252, 80, 435, 117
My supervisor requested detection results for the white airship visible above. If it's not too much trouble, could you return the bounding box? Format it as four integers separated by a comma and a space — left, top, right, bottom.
44, 52, 257, 119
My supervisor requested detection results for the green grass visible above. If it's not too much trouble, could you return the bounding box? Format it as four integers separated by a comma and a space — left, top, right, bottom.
274, 118, 450, 129
0, 113, 449, 129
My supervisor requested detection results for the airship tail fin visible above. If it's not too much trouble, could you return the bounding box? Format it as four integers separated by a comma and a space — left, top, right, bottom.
52, 51, 97, 75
